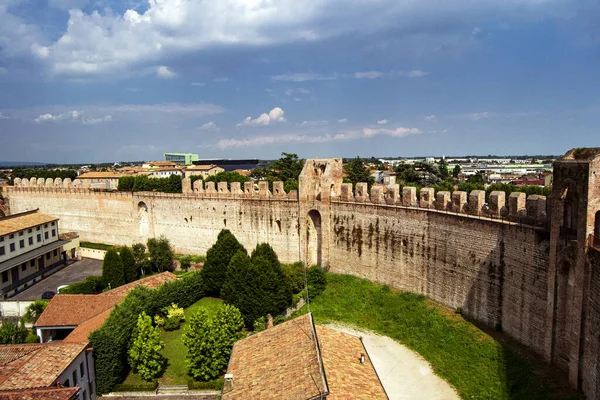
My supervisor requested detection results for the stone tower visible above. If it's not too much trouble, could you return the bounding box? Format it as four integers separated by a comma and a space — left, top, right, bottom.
546, 148, 600, 396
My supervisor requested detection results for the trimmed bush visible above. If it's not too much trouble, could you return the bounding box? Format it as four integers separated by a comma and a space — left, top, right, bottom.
59, 276, 106, 294
163, 316, 181, 331
281, 262, 305, 294
188, 378, 224, 391
120, 246, 137, 283
113, 382, 158, 392
307, 265, 326, 299
25, 333, 40, 343
103, 248, 125, 289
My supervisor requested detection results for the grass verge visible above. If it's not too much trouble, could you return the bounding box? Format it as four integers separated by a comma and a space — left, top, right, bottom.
297, 274, 583, 400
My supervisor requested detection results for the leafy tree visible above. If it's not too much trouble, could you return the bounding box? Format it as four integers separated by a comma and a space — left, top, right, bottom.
118, 176, 135, 191
59, 276, 106, 294
128, 312, 165, 381
120, 246, 137, 283
439, 159, 450, 180
205, 171, 250, 185
0, 323, 29, 344
22, 300, 48, 323
452, 165, 461, 179
221, 252, 258, 327
183, 305, 244, 381
132, 243, 148, 275
147, 236, 174, 272
201, 230, 246, 296
307, 266, 326, 299
344, 157, 375, 187
102, 248, 126, 289
269, 152, 305, 183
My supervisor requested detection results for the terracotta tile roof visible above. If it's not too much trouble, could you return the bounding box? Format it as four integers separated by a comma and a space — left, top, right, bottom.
77, 172, 122, 179
63, 307, 114, 343
34, 295, 122, 328
0, 211, 58, 237
0, 343, 87, 390
0, 387, 79, 400
186, 164, 221, 171
315, 326, 387, 399
99, 272, 177, 298
222, 313, 328, 400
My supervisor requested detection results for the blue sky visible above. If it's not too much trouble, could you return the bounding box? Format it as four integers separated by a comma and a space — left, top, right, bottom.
0, 0, 598, 163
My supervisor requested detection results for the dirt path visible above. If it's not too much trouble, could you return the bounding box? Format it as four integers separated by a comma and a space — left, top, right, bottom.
324, 323, 460, 400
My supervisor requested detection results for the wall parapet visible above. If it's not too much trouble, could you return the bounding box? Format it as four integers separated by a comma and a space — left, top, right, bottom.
331, 183, 548, 229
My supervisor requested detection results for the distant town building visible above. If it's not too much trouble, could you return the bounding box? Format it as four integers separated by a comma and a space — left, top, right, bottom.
77, 171, 124, 190
164, 153, 199, 166
0, 210, 72, 298
184, 164, 224, 179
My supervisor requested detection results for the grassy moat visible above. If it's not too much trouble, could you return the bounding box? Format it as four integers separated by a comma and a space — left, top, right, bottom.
297, 274, 584, 400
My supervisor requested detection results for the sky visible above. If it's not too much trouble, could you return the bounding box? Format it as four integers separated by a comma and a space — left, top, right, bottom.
0, 0, 598, 163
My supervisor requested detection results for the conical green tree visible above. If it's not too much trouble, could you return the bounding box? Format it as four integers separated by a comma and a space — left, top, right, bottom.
102, 248, 125, 288
201, 230, 246, 295
221, 251, 261, 328
120, 246, 137, 283
128, 312, 165, 381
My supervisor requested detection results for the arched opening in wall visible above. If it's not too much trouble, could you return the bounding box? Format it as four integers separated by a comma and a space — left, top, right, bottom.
137, 201, 150, 238
307, 210, 322, 267
138, 201, 148, 212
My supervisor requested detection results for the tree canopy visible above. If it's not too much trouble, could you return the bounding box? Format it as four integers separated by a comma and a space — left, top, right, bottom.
344, 157, 374, 187
128, 312, 165, 381
102, 248, 125, 289
147, 236, 174, 272
201, 230, 246, 296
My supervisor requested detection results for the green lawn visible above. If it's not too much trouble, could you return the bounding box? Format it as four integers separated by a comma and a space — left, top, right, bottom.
297, 274, 584, 400
123, 297, 223, 387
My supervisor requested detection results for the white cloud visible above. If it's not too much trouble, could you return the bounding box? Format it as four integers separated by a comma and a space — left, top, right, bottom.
337, 118, 348, 123
219, 125, 420, 148
300, 120, 328, 127
466, 111, 493, 121
71, 110, 83, 119
397, 70, 429, 78
156, 66, 177, 79
377, 119, 389, 125
200, 121, 218, 130
237, 107, 286, 126
82, 115, 112, 125
272, 73, 335, 82
34, 113, 60, 123
0, 112, 10, 120
191, 82, 205, 86
214, 77, 230, 83
424, 114, 437, 122
354, 71, 383, 79
472, 26, 482, 35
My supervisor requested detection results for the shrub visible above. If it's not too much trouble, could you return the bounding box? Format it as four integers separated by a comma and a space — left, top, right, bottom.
120, 246, 137, 283
179, 255, 192, 271
188, 378, 224, 390
281, 262, 305, 294
307, 266, 326, 299
113, 382, 158, 392
183, 304, 244, 381
132, 243, 148, 275
201, 230, 246, 296
25, 333, 40, 343
163, 316, 181, 331
103, 248, 125, 289
22, 300, 48, 323
60, 276, 106, 294
0, 323, 28, 344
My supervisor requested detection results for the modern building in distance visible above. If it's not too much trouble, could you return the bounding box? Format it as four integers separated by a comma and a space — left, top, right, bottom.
0, 210, 72, 298
164, 152, 199, 166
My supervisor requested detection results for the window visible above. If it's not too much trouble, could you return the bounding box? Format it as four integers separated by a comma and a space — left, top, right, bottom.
9, 234, 14, 239
44, 224, 48, 228
53, 249, 58, 257
36, 226, 40, 231
18, 231, 23, 236
0, 236, 4, 242
45, 253, 50, 260
62, 379, 70, 388
37, 234, 41, 242
28, 237, 33, 245
28, 229, 32, 233
0, 246, 4, 256
10, 243, 15, 252
72, 370, 77, 385
1, 271, 7, 283
80, 362, 84, 378
21, 263, 26, 272
82, 390, 87, 400
51, 222, 56, 226
30, 260, 35, 268
44, 232, 49, 240
19, 239, 24, 249
52, 229, 56, 237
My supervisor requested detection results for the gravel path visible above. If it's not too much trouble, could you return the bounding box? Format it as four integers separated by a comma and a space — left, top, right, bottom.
324, 323, 460, 400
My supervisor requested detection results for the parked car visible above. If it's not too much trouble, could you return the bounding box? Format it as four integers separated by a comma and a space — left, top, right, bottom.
41, 291, 56, 300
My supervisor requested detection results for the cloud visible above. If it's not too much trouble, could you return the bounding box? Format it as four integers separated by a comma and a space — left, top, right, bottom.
82, 115, 112, 125
337, 118, 348, 123
300, 120, 328, 127
272, 73, 335, 82
156, 66, 177, 79
214, 77, 230, 83
297, 88, 311, 94
376, 119, 389, 125
200, 121, 218, 130
34, 113, 61, 123
218, 125, 421, 148
237, 107, 286, 126
191, 82, 205, 86
397, 70, 429, 78
465, 111, 494, 121
424, 115, 437, 122
354, 71, 383, 79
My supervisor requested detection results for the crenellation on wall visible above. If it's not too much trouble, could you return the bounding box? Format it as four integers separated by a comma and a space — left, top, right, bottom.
508, 192, 527, 219
370, 185, 384, 204
488, 191, 505, 217
355, 182, 369, 203
204, 181, 216, 194
258, 181, 271, 198
469, 190, 485, 216
452, 191, 467, 213
193, 179, 204, 194
182, 177, 192, 194
402, 186, 417, 206
243, 182, 254, 197
385, 184, 400, 205
420, 188, 435, 208
436, 191, 451, 211
340, 183, 354, 202
230, 182, 243, 196
217, 182, 230, 196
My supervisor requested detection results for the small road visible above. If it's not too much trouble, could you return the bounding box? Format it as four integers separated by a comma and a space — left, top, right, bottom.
12, 258, 102, 300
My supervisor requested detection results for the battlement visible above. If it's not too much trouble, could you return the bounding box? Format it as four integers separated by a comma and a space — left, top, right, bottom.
336, 182, 548, 228
9, 177, 299, 201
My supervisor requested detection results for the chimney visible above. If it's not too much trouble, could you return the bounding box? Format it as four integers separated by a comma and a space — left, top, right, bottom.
360, 353, 365, 364
266, 314, 274, 329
